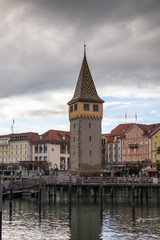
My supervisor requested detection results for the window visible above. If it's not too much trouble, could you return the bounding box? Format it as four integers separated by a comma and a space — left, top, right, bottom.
35, 144, 38, 153
133, 156, 136, 161
155, 154, 158, 160
132, 132, 134, 138
39, 144, 43, 153
140, 148, 143, 153
90, 150, 91, 156
123, 149, 125, 154
74, 123, 75, 128
127, 141, 130, 146
140, 139, 143, 145
44, 156, 47, 161
135, 132, 137, 137
60, 157, 65, 170
140, 132, 143, 137
74, 104, 77, 111
155, 142, 158, 148
93, 104, 99, 112
44, 143, 47, 153
39, 156, 42, 161
122, 141, 125, 146
127, 133, 129, 138
89, 136, 91, 142
127, 156, 130, 161
60, 144, 66, 154
145, 139, 148, 144
133, 149, 136, 154
83, 104, 89, 111
70, 105, 73, 112
145, 147, 148, 153
127, 149, 130, 154
89, 123, 91, 128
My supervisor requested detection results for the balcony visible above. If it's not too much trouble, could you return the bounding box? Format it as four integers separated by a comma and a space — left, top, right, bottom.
129, 144, 138, 148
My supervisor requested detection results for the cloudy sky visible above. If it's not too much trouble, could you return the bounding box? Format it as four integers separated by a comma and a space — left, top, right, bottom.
0, 0, 160, 135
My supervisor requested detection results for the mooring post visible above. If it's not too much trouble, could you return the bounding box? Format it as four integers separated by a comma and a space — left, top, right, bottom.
69, 174, 72, 204
100, 174, 104, 206
0, 177, 3, 240
39, 173, 42, 203
10, 172, 13, 202
132, 174, 135, 205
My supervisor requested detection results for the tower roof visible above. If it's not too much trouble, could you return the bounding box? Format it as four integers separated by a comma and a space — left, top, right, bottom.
68, 46, 104, 105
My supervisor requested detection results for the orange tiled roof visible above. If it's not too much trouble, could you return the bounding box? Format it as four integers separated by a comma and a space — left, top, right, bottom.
32, 129, 70, 143
9, 132, 39, 141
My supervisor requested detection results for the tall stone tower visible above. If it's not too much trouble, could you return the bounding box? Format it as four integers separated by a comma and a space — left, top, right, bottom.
68, 46, 104, 176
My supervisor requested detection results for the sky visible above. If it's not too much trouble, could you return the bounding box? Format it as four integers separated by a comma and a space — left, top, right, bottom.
0, 0, 160, 135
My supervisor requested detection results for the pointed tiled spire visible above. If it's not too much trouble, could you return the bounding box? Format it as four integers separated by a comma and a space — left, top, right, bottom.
68, 45, 104, 105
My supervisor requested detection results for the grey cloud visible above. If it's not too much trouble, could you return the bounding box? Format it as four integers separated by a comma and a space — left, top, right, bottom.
0, 0, 160, 98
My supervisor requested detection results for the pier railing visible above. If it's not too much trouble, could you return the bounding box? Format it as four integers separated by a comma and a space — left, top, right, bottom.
2, 176, 160, 192
43, 176, 159, 186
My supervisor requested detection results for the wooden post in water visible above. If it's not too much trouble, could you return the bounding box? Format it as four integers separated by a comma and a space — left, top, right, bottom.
10, 172, 13, 202
100, 174, 103, 206
132, 174, 135, 205
0, 177, 2, 240
69, 174, 72, 204
39, 173, 42, 203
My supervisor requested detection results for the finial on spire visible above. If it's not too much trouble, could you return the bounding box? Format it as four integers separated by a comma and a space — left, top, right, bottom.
84, 44, 86, 57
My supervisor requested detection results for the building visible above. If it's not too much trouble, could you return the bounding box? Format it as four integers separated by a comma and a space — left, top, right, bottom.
106, 123, 160, 164
68, 46, 104, 176
9, 132, 39, 162
32, 129, 70, 170
0, 134, 11, 163
150, 125, 160, 163
102, 134, 110, 164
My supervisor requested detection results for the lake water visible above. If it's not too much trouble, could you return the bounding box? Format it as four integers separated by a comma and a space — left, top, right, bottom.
2, 188, 160, 240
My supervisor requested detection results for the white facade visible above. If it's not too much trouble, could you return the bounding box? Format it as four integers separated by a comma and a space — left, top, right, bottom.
32, 142, 70, 170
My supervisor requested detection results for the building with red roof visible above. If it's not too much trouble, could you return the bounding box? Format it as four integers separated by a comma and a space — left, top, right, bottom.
32, 130, 70, 170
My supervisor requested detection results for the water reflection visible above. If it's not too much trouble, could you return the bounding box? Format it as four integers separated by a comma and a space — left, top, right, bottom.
2, 189, 160, 240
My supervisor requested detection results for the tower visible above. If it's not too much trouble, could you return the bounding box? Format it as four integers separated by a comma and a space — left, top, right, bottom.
68, 46, 104, 176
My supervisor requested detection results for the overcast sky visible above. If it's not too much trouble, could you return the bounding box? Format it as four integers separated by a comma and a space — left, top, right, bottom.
0, 0, 160, 134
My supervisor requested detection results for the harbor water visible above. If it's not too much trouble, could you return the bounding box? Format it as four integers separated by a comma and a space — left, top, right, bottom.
2, 188, 160, 240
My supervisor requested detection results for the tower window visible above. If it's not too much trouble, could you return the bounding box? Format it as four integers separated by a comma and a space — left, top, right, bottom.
89, 123, 91, 128
83, 104, 89, 111
89, 136, 91, 142
74, 104, 77, 111
93, 104, 99, 112
70, 105, 73, 112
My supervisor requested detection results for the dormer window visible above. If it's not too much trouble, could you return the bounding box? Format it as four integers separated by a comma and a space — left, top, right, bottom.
83, 104, 89, 111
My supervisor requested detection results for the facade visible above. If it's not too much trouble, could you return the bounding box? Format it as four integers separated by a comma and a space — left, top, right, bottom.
9, 132, 39, 163
102, 134, 110, 164
68, 46, 104, 175
121, 124, 150, 163
107, 123, 160, 164
0, 134, 11, 163
150, 127, 160, 163
32, 130, 70, 170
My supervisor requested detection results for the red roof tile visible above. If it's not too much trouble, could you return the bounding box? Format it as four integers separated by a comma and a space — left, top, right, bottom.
32, 130, 70, 143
